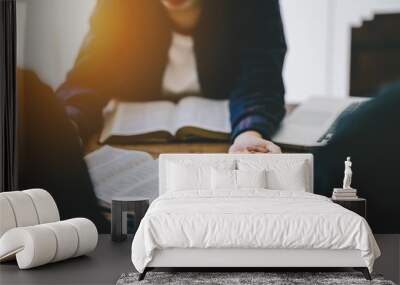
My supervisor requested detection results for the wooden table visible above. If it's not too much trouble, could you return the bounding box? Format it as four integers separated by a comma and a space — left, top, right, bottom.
85, 138, 230, 158
84, 104, 298, 157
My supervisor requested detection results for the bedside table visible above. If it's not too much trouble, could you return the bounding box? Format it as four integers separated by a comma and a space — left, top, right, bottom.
111, 196, 149, 242
331, 198, 366, 219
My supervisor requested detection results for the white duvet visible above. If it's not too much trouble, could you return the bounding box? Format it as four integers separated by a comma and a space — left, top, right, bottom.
131, 190, 380, 273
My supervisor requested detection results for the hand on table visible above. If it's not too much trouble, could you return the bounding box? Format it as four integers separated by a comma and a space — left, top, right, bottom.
229, 131, 281, 154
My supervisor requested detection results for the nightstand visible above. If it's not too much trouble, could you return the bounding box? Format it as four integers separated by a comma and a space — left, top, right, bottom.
331, 198, 366, 219
111, 196, 149, 242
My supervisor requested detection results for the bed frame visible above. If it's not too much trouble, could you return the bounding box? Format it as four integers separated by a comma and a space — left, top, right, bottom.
139, 154, 371, 280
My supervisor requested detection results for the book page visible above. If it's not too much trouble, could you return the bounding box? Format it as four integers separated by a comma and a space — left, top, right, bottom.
85, 146, 159, 207
101, 100, 176, 141
174, 96, 231, 134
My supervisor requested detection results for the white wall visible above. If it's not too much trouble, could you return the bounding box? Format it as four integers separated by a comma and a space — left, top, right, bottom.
16, 0, 400, 100
280, 0, 331, 102
281, 0, 400, 102
16, 0, 96, 89
328, 0, 400, 98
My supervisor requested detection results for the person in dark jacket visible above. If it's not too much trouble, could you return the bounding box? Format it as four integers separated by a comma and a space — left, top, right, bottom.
314, 81, 400, 233
56, 0, 287, 153
24, 0, 400, 234
17, 69, 109, 233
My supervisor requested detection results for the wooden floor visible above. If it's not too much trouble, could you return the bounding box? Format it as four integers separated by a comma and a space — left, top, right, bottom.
374, 234, 400, 283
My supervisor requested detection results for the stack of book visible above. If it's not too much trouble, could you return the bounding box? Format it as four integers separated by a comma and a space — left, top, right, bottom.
332, 188, 358, 200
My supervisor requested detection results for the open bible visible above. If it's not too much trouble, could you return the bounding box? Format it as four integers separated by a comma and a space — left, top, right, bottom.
99, 96, 231, 143
85, 146, 158, 207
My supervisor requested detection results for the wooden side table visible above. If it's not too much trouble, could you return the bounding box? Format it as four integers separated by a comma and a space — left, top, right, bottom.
111, 197, 149, 242
331, 198, 367, 219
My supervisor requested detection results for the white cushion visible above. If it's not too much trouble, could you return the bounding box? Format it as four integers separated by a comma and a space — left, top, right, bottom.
1, 191, 39, 227
42, 221, 79, 262
211, 169, 236, 190
24, 189, 60, 224
65, 218, 98, 257
166, 160, 235, 191
237, 169, 267, 189
0, 218, 97, 269
167, 163, 210, 191
0, 196, 17, 237
159, 154, 313, 194
238, 159, 308, 191
211, 169, 267, 190
0, 226, 57, 269
0, 189, 97, 269
0, 189, 60, 238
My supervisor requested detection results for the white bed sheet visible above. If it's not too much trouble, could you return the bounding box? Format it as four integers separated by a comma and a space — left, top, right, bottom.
131, 190, 380, 273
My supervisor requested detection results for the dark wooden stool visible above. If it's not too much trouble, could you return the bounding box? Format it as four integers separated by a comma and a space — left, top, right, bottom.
111, 197, 149, 242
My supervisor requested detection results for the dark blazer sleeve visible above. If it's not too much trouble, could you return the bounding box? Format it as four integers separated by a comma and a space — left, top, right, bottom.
229, 0, 287, 141
56, 1, 127, 137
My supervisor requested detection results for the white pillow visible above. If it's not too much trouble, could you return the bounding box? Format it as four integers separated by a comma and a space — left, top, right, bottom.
166, 160, 235, 192
167, 163, 210, 191
267, 166, 307, 191
211, 169, 236, 190
237, 169, 267, 188
238, 159, 308, 191
211, 169, 267, 190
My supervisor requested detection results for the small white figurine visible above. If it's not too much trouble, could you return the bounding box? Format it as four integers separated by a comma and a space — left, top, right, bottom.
342, 157, 353, 189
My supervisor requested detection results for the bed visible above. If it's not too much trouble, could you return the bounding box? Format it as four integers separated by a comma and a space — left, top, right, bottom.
131, 154, 380, 280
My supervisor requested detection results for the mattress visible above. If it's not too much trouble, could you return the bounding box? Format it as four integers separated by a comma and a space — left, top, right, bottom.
131, 190, 380, 273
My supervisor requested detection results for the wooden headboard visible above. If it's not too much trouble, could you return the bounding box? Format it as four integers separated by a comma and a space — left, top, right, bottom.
350, 13, 400, 97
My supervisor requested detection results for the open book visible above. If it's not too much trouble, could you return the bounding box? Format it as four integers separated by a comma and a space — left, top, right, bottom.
100, 96, 231, 144
85, 146, 159, 207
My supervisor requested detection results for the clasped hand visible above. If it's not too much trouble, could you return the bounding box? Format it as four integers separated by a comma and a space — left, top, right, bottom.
229, 131, 281, 154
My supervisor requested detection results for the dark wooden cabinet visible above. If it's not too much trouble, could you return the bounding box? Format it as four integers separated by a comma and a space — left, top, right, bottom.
332, 198, 367, 219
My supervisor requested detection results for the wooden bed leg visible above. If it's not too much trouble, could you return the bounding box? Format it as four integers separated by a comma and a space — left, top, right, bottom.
138, 268, 148, 281
354, 267, 372, 280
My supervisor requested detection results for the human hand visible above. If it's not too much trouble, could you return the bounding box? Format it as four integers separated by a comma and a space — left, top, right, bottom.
229, 130, 281, 154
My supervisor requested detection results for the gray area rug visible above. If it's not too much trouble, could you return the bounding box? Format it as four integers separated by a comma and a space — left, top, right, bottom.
117, 272, 396, 285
